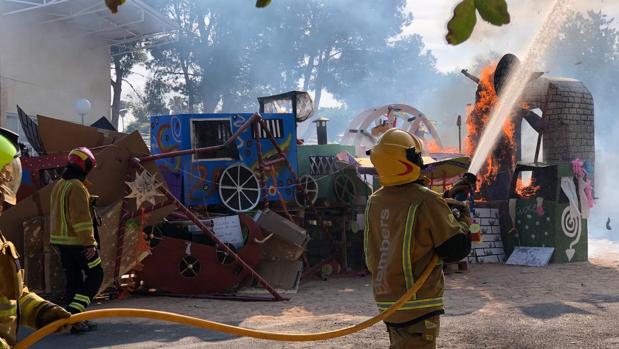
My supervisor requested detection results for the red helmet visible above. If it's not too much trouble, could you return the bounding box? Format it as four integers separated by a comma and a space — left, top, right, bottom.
68, 147, 96, 174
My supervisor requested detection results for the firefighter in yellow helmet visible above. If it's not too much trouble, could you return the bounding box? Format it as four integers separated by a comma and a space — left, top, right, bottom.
50, 147, 102, 334
0, 128, 71, 349
364, 129, 472, 349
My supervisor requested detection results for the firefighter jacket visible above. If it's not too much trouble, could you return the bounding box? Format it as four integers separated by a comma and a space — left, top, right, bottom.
1, 233, 53, 348
364, 182, 469, 324
49, 179, 97, 247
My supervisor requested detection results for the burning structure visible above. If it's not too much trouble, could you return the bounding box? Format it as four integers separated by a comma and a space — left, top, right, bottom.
462, 54, 595, 263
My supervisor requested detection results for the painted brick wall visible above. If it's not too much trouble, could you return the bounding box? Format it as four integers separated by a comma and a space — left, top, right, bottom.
467, 207, 506, 263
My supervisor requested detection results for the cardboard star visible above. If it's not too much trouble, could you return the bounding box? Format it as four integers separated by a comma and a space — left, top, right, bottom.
125, 170, 165, 208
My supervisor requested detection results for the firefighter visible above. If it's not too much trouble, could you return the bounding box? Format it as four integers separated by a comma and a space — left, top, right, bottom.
49, 147, 103, 334
444, 172, 477, 203
365, 129, 472, 349
0, 128, 71, 348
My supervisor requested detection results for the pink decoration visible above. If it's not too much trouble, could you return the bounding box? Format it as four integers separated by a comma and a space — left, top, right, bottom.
571, 158, 585, 178
536, 205, 545, 217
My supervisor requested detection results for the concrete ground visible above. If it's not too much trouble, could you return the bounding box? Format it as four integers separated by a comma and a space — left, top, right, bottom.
19, 252, 619, 348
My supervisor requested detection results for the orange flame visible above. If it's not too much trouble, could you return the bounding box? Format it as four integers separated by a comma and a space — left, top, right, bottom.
464, 64, 519, 198
426, 139, 459, 154
515, 177, 541, 199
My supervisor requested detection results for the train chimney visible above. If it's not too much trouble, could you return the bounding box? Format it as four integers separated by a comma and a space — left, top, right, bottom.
313, 116, 329, 145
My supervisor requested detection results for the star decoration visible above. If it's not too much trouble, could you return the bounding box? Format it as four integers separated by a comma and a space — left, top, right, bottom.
125, 170, 165, 208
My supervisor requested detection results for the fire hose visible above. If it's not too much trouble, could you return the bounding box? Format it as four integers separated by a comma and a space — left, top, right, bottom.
16, 255, 439, 348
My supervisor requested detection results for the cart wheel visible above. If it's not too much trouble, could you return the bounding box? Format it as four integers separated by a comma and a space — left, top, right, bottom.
216, 243, 237, 265
218, 164, 261, 212
295, 175, 319, 207
179, 255, 201, 278
334, 173, 357, 204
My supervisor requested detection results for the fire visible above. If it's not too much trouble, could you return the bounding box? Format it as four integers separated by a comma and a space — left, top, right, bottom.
465, 64, 518, 198
426, 139, 459, 154
515, 177, 541, 199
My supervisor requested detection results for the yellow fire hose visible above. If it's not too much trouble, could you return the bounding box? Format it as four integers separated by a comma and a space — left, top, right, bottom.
16, 256, 439, 348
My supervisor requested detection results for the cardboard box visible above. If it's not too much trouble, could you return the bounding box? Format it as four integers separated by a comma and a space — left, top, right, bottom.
255, 209, 308, 248
255, 260, 303, 291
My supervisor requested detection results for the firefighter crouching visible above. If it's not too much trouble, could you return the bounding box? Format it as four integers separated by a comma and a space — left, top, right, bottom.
50, 147, 103, 334
364, 129, 472, 349
0, 128, 71, 348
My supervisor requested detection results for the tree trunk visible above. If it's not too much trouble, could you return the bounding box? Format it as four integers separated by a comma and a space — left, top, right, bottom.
302, 53, 316, 92
180, 59, 194, 113
110, 57, 123, 129
313, 51, 327, 110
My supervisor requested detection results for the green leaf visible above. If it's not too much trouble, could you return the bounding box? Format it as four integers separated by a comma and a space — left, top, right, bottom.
446, 0, 477, 45
255, 0, 272, 8
475, 0, 510, 26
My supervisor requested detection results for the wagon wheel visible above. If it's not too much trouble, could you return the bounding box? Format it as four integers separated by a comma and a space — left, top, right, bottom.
179, 255, 201, 278
144, 226, 163, 248
334, 173, 357, 204
216, 243, 237, 265
295, 175, 319, 207
218, 164, 261, 212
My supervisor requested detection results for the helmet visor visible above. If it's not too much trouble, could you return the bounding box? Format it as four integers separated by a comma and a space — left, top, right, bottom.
0, 158, 22, 205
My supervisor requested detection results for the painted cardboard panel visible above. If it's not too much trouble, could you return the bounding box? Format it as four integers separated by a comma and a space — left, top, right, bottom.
37, 115, 126, 153
150, 113, 298, 207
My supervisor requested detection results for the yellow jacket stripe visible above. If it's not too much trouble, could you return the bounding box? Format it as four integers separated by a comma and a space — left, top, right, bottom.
377, 297, 444, 311
58, 182, 72, 236
0, 298, 17, 317
402, 204, 418, 293
363, 197, 372, 268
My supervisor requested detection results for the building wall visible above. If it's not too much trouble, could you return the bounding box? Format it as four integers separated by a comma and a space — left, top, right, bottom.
0, 14, 111, 131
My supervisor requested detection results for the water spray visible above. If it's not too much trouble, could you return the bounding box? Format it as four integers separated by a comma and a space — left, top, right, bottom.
468, 0, 572, 175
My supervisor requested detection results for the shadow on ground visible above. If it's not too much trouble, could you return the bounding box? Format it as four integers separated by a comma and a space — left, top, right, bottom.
19, 320, 239, 349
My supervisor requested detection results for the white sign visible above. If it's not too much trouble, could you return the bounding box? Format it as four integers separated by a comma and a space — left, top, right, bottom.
506, 247, 555, 267
189, 215, 244, 249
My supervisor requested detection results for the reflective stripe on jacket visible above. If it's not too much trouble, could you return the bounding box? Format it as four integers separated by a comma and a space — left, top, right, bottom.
364, 182, 465, 324
1, 234, 48, 347
49, 179, 96, 247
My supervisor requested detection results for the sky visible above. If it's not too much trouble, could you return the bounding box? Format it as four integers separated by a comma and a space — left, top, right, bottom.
404, 0, 619, 72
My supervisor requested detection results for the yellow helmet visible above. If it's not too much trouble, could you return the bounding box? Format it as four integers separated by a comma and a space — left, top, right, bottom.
0, 128, 22, 205
369, 128, 424, 186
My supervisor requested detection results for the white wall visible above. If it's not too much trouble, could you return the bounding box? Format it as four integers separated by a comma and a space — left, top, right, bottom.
0, 12, 110, 129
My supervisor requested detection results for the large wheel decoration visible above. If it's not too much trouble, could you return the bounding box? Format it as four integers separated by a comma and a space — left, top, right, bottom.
144, 226, 163, 248
295, 175, 319, 207
218, 164, 261, 212
334, 174, 357, 204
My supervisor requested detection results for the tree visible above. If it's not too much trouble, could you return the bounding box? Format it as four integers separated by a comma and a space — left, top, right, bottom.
544, 10, 619, 143
125, 77, 170, 134
111, 44, 146, 128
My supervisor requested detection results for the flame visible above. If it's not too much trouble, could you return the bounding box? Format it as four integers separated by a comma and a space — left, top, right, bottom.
426, 139, 459, 154
515, 177, 541, 199
465, 64, 519, 199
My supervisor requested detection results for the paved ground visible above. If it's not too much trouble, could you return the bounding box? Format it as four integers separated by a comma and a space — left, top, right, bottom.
18, 252, 619, 348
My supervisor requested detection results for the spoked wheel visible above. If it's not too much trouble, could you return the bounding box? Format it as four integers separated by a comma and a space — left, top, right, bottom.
179, 255, 201, 278
295, 175, 319, 207
334, 173, 357, 204
218, 164, 261, 212
216, 243, 237, 265
144, 226, 163, 248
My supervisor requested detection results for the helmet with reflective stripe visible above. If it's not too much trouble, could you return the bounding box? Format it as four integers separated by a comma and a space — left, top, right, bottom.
0, 127, 22, 205
368, 128, 424, 187
68, 147, 96, 174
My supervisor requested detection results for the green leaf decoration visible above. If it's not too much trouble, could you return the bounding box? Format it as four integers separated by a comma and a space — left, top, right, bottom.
256, 0, 272, 8
446, 0, 477, 45
475, 0, 510, 26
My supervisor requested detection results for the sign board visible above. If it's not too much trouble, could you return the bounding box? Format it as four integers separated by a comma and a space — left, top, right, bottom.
506, 247, 555, 267
189, 215, 244, 249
